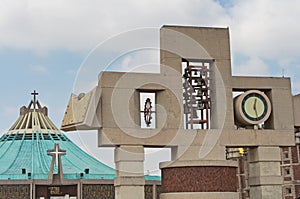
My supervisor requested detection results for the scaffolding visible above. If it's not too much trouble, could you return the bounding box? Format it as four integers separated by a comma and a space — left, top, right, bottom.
182, 60, 210, 129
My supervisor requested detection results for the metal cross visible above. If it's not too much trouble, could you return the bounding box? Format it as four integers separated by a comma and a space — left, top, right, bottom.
31, 90, 38, 109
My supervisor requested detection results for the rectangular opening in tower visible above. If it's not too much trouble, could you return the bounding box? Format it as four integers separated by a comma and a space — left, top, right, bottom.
140, 92, 156, 129
182, 59, 210, 129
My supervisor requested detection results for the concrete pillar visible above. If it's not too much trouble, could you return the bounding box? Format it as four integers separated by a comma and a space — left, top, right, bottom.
114, 145, 145, 199
248, 147, 283, 199
31, 183, 34, 199
153, 184, 157, 199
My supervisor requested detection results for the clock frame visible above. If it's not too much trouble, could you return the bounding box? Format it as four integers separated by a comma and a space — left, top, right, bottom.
234, 90, 272, 126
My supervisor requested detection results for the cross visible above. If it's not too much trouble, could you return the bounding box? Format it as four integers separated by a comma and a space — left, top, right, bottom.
31, 90, 38, 109
47, 143, 66, 168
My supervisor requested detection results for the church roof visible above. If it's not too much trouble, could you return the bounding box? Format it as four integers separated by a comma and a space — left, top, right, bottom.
0, 91, 116, 180
0, 91, 160, 181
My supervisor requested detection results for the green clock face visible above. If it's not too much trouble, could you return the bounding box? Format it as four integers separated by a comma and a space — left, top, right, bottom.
241, 93, 268, 121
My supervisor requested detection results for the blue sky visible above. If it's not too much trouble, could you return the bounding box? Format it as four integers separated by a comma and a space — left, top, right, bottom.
0, 0, 300, 175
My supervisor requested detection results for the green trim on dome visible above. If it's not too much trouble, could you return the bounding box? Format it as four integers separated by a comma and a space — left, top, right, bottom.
0, 131, 161, 181
0, 131, 115, 180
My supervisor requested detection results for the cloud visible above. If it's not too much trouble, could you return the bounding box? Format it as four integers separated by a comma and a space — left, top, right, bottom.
1, 1, 299, 67
0, 0, 227, 52
112, 49, 160, 73
119, 55, 132, 70
226, 0, 300, 94
1, 0, 300, 94
1, 0, 299, 59
233, 56, 270, 76
3, 106, 18, 117
66, 69, 77, 75
229, 0, 300, 60
30, 65, 47, 73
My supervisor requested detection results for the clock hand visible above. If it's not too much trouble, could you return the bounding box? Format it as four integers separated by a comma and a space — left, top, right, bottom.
253, 98, 258, 118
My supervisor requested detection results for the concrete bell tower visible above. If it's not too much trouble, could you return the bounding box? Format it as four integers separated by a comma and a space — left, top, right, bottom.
61, 25, 296, 199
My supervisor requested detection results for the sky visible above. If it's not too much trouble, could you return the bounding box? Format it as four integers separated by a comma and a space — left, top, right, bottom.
0, 0, 300, 175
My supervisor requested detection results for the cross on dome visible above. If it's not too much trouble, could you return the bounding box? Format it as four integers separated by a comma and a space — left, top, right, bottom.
47, 143, 66, 168
31, 90, 39, 110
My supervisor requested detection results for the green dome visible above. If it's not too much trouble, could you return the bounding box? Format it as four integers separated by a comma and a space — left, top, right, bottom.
0, 92, 115, 180
0, 130, 115, 180
0, 92, 160, 182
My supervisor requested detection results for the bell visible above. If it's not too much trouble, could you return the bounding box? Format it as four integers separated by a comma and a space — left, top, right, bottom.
184, 104, 190, 114
190, 95, 197, 103
192, 109, 198, 118
197, 90, 203, 96
197, 103, 204, 110
193, 70, 198, 76
188, 88, 195, 94
183, 81, 189, 89
183, 92, 189, 100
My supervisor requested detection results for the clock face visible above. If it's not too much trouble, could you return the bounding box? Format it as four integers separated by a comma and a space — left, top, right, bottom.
234, 90, 272, 126
241, 93, 268, 121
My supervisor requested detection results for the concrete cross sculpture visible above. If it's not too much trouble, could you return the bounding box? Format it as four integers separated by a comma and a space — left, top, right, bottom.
61, 25, 297, 199
47, 143, 66, 183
